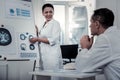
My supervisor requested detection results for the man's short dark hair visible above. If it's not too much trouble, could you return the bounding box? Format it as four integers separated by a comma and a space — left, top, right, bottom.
92, 8, 114, 29
42, 3, 54, 12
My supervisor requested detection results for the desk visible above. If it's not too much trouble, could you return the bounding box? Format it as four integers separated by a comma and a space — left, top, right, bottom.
29, 69, 99, 80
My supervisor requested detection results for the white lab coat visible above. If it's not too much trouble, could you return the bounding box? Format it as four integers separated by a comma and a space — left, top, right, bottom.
39, 19, 63, 70
75, 26, 120, 80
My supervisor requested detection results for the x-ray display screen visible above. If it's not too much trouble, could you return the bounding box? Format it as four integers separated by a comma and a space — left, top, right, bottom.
0, 28, 12, 46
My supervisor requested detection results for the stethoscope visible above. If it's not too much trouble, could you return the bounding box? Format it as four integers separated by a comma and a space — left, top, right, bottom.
36, 25, 44, 70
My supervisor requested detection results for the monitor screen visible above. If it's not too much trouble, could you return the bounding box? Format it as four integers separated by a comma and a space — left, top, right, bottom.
60, 44, 78, 59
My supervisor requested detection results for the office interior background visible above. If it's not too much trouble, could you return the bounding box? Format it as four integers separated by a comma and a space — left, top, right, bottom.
0, 0, 120, 80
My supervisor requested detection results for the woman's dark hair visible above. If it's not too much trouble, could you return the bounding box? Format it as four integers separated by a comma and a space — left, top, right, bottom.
92, 8, 114, 29
42, 3, 54, 12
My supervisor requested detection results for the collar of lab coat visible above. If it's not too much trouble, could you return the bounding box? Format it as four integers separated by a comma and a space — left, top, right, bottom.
104, 26, 117, 34
43, 19, 54, 28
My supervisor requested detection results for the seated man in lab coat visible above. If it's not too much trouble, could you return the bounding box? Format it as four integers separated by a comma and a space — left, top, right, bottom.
75, 8, 120, 80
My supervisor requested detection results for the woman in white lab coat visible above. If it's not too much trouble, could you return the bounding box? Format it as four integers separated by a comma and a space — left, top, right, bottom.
30, 3, 63, 71
75, 8, 120, 80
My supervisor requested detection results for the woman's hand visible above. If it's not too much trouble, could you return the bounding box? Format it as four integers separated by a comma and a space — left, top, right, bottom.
29, 37, 38, 43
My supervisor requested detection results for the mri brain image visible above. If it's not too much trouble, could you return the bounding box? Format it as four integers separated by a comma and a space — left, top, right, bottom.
0, 28, 12, 46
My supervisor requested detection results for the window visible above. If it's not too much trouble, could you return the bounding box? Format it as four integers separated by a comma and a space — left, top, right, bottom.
54, 5, 65, 44
68, 6, 88, 44
47, 1, 89, 45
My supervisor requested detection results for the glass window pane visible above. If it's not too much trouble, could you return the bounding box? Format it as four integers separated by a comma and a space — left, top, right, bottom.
68, 6, 88, 44
53, 4, 89, 45
54, 5, 65, 44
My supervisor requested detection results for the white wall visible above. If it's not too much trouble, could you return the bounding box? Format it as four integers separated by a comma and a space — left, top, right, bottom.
32, 0, 45, 29
116, 0, 120, 29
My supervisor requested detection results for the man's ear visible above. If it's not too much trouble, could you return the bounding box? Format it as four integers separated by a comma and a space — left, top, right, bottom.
95, 21, 100, 29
